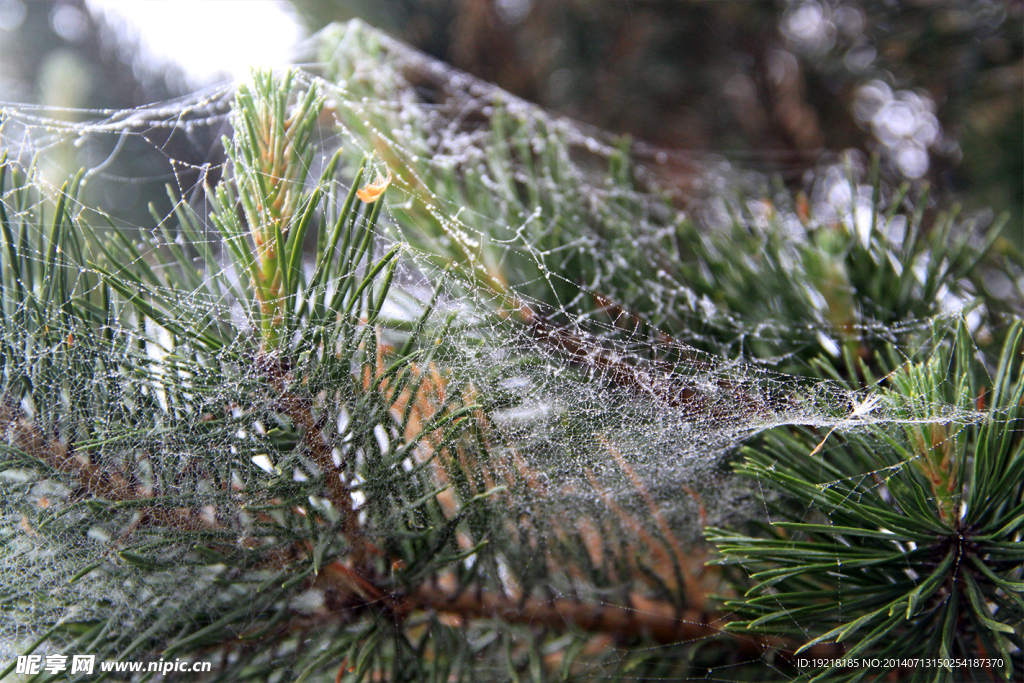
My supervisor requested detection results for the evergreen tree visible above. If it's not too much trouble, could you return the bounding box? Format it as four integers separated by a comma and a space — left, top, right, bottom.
1, 22, 1020, 683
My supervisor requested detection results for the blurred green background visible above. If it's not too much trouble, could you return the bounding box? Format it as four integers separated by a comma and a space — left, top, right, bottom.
0, 0, 1020, 241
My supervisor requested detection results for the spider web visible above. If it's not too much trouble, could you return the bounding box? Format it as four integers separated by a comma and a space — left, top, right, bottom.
0, 19, 998, 682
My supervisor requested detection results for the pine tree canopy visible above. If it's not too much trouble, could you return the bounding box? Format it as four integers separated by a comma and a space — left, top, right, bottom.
1, 21, 1021, 683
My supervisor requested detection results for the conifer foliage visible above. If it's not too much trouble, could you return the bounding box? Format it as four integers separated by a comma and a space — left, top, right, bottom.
1, 23, 1021, 683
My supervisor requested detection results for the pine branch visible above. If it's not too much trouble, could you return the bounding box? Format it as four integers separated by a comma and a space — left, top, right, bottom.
3, 26, 1020, 681
710, 322, 1024, 681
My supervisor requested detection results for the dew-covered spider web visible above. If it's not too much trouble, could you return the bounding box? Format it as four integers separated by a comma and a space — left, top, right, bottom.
0, 19, 1007, 682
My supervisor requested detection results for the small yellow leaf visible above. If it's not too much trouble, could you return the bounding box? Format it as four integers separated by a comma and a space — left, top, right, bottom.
356, 168, 392, 203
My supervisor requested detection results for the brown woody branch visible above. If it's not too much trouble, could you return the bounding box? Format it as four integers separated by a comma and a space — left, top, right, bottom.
315, 562, 838, 662
255, 352, 365, 553
2, 398, 217, 534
